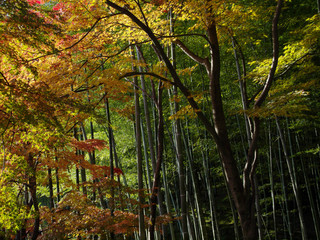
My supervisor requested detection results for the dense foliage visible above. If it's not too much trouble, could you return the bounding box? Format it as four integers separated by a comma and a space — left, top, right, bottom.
0, 0, 319, 239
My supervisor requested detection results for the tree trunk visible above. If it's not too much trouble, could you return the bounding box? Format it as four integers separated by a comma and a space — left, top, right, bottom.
149, 82, 164, 240
232, 36, 263, 240
168, 8, 188, 239
296, 133, 320, 239
187, 188, 199, 240
183, 120, 208, 240
135, 46, 157, 173
79, 130, 87, 195
48, 167, 54, 209
201, 137, 220, 240
277, 135, 292, 239
80, 121, 97, 200
268, 121, 277, 239
141, 118, 152, 191
55, 165, 61, 202
104, 96, 116, 240
136, 44, 170, 239
129, 44, 147, 240
275, 117, 307, 240
162, 160, 176, 240
27, 154, 40, 240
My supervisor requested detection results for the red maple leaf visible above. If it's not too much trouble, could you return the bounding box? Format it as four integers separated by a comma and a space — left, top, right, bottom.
53, 2, 64, 11
70, 138, 109, 153
27, 0, 42, 6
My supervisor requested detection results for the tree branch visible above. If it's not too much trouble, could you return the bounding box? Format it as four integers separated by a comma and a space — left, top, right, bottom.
174, 39, 210, 67
27, 15, 116, 62
120, 71, 173, 85
106, 0, 218, 141
254, 0, 283, 108
275, 52, 311, 79
244, 0, 283, 194
0, 72, 10, 86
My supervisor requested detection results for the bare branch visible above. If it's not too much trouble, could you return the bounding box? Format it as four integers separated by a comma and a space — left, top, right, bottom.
120, 71, 173, 85
244, 0, 283, 194
0, 72, 10, 86
174, 39, 210, 67
275, 52, 311, 79
254, 0, 283, 108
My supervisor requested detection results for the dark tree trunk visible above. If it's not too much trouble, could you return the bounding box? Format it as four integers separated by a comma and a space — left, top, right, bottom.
27, 154, 40, 240
48, 167, 54, 209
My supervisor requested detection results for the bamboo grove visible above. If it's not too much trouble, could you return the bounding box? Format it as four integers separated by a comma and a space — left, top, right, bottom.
0, 0, 319, 239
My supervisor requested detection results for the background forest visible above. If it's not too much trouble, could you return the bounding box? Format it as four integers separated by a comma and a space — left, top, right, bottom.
0, 0, 319, 239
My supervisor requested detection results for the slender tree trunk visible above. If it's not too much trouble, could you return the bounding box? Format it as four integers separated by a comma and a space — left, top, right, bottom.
80, 122, 97, 199
202, 148, 220, 240
89, 120, 97, 201
141, 119, 152, 191
17, 186, 29, 240
110, 127, 126, 217
136, 46, 153, 194
268, 121, 277, 239
129, 45, 147, 240
136, 44, 170, 239
183, 120, 209, 240
296, 133, 320, 239
277, 135, 292, 239
135, 46, 157, 173
168, 8, 188, 239
27, 154, 40, 240
173, 99, 189, 239
275, 117, 307, 240
162, 160, 176, 240
187, 188, 199, 240
78, 130, 87, 195
55, 164, 61, 202
48, 167, 54, 209
104, 96, 115, 240
149, 82, 164, 240
311, 129, 320, 216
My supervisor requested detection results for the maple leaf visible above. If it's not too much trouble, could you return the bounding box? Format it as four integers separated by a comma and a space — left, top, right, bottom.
27, 0, 42, 5
53, 2, 64, 11
70, 138, 109, 152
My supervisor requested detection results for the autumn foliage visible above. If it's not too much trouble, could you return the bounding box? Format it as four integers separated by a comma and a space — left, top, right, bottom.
1, 0, 319, 239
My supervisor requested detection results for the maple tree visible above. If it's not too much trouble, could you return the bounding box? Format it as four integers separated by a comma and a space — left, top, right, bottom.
0, 1, 136, 239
